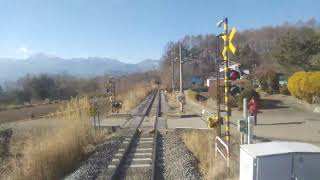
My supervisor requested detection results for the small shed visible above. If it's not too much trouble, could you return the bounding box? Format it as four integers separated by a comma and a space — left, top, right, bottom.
240, 142, 320, 180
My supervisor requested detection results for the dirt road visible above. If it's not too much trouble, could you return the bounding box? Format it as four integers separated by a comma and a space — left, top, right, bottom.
248, 94, 320, 146
186, 93, 320, 147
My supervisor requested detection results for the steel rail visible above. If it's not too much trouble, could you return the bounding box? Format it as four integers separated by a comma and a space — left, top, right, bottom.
151, 89, 161, 180
110, 89, 160, 180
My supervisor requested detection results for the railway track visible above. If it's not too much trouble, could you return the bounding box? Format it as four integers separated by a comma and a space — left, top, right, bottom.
100, 89, 163, 180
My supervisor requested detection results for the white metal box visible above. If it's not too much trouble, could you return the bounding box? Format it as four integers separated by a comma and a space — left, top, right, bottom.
240, 142, 320, 180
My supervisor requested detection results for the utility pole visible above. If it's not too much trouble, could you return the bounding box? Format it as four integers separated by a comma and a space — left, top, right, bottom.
108, 77, 116, 99
171, 57, 175, 92
179, 42, 184, 113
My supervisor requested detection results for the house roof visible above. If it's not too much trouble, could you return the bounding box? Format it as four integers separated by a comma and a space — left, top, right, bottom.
219, 61, 241, 71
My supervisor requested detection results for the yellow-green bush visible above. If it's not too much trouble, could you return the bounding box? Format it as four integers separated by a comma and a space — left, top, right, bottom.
288, 71, 320, 103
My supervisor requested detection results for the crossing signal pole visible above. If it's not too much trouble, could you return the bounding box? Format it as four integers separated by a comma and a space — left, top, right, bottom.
215, 34, 222, 136
224, 18, 230, 149
217, 18, 237, 149
179, 42, 184, 113
171, 59, 175, 92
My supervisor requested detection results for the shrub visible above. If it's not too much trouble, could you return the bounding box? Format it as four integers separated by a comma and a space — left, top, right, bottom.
188, 89, 200, 101
233, 79, 253, 89
237, 88, 260, 109
266, 72, 279, 94
279, 86, 290, 95
288, 71, 320, 103
259, 78, 268, 91
255, 66, 280, 94
229, 96, 238, 107
192, 87, 208, 92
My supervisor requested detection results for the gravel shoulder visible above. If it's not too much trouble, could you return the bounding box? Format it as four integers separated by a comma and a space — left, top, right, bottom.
64, 134, 124, 180
163, 130, 202, 180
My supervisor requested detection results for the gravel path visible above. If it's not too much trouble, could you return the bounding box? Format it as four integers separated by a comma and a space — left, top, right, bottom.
64, 135, 123, 180
163, 130, 202, 180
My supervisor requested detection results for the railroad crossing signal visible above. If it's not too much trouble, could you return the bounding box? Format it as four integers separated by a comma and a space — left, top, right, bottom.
221, 27, 237, 57
216, 17, 237, 152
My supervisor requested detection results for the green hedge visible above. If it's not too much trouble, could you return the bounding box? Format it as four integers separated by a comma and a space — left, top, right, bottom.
237, 88, 260, 108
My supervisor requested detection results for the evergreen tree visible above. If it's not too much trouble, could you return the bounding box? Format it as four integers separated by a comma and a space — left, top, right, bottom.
275, 28, 320, 71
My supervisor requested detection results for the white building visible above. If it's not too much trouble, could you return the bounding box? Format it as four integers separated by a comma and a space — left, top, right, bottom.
240, 142, 320, 180
219, 61, 241, 72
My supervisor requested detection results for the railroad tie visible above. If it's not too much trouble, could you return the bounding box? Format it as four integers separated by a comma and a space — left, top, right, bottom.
126, 164, 151, 168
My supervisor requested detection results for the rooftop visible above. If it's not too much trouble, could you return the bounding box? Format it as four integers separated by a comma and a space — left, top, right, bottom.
241, 142, 320, 157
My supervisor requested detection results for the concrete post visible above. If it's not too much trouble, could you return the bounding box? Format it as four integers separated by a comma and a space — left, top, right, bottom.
171, 59, 175, 92
243, 98, 248, 144
248, 116, 254, 144
243, 98, 248, 119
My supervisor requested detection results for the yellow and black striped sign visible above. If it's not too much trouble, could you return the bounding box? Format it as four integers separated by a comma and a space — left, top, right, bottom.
221, 27, 237, 58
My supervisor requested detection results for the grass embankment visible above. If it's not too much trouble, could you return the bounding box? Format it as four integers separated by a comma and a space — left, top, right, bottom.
183, 130, 239, 180
1, 97, 111, 180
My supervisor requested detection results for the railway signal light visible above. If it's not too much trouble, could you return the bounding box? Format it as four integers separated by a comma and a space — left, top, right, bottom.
230, 70, 241, 80
230, 85, 241, 96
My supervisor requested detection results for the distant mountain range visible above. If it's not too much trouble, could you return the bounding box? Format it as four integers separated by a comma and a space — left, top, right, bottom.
0, 53, 159, 83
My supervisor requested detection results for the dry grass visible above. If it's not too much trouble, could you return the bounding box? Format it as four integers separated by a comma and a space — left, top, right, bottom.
183, 130, 239, 180
1, 97, 111, 180
166, 92, 180, 112
118, 83, 154, 112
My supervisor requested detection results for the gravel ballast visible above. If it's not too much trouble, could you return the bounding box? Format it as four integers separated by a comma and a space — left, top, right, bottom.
64, 135, 123, 180
163, 130, 202, 180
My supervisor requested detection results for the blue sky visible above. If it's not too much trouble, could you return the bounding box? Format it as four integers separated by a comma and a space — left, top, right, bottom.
0, 0, 319, 63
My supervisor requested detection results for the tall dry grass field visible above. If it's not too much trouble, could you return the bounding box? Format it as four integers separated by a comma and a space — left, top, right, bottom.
1, 97, 109, 180
118, 83, 154, 112
183, 130, 239, 180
